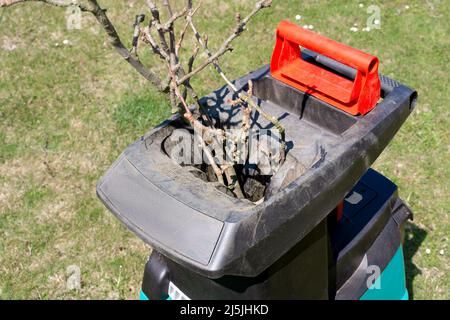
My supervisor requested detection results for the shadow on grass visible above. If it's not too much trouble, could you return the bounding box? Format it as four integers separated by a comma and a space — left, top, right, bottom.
403, 222, 427, 300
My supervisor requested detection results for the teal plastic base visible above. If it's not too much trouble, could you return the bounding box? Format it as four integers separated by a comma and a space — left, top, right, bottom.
139, 290, 171, 300
139, 290, 149, 300
360, 246, 409, 300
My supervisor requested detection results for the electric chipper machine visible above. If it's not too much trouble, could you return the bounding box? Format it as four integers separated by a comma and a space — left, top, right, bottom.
97, 21, 417, 300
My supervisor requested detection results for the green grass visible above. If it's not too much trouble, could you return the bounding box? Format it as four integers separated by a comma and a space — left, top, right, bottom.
0, 0, 448, 299
0, 131, 18, 163
114, 89, 170, 135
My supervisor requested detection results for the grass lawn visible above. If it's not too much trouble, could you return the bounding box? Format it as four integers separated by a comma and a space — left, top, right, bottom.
0, 0, 448, 299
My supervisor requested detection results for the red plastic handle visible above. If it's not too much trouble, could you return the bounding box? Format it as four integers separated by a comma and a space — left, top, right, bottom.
270, 20, 381, 115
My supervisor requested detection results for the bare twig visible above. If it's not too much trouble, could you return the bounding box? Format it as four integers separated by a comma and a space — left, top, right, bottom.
1, 0, 88, 9
175, 20, 189, 57
182, 43, 199, 100
147, 0, 171, 56
187, 45, 199, 73
237, 81, 286, 162
163, 7, 188, 30
162, 0, 177, 61
177, 0, 272, 86
176, 43, 232, 85
175, 3, 200, 56
147, 0, 183, 113
43, 137, 56, 177
141, 26, 170, 61
167, 67, 225, 184
131, 14, 145, 56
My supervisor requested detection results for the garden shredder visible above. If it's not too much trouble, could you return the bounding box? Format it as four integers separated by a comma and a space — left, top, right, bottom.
97, 21, 417, 300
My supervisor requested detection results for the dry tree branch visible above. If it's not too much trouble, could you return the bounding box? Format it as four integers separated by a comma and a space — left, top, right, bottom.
2, 0, 279, 197
141, 26, 170, 61
180, 0, 286, 162
146, 0, 186, 113
175, 2, 200, 56
239, 81, 286, 162
0, 0, 169, 92
177, 0, 272, 86
1, 0, 88, 9
147, 1, 170, 55
163, 6, 188, 30
182, 43, 199, 100
187, 45, 199, 73
172, 2, 245, 195
175, 20, 189, 57
151, 1, 213, 125
176, 45, 233, 86
166, 51, 241, 193
175, 1, 276, 196
86, 0, 168, 91
226, 80, 287, 164
174, 0, 286, 172
166, 66, 225, 185
165, 1, 180, 113
131, 14, 145, 56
